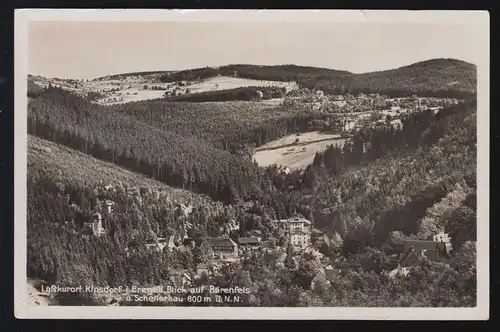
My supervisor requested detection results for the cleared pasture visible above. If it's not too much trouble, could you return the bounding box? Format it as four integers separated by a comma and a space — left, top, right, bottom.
185, 76, 298, 94
253, 132, 347, 171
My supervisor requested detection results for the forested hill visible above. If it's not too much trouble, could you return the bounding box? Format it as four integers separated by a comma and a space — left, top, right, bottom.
158, 58, 476, 98
308, 58, 476, 98
27, 100, 478, 307
159, 64, 352, 83
27, 135, 257, 288
27, 87, 264, 204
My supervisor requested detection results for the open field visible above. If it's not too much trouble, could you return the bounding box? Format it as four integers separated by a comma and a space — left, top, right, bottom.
260, 98, 285, 106
253, 131, 348, 171
185, 76, 298, 94
29, 75, 299, 105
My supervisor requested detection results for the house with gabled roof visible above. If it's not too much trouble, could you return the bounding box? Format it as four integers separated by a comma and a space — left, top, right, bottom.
311, 265, 339, 289
196, 263, 211, 277
311, 228, 324, 242
400, 240, 449, 266
389, 238, 451, 278
145, 235, 184, 253
207, 236, 238, 260
238, 237, 261, 250
145, 238, 165, 253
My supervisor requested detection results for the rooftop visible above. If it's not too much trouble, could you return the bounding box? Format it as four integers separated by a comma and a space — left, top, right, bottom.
400, 240, 448, 266
197, 263, 210, 269
278, 215, 312, 225
238, 237, 261, 245
403, 240, 447, 252
209, 237, 237, 247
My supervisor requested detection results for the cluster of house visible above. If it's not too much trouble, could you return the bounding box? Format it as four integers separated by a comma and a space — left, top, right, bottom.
141, 214, 322, 279
144, 234, 194, 253
309, 232, 454, 289
83, 198, 451, 285
204, 214, 323, 260
283, 90, 461, 119
141, 214, 319, 259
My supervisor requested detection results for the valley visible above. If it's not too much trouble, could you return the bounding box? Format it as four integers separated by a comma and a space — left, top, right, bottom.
26, 59, 478, 308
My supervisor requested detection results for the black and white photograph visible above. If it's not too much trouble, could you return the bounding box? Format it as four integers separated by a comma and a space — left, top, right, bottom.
14, 10, 489, 319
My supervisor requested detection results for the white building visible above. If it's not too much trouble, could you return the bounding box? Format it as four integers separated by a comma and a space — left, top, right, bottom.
432, 232, 452, 254
104, 200, 115, 214
83, 212, 105, 237
278, 215, 313, 252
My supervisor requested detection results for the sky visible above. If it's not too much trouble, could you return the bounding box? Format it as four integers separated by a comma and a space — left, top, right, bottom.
28, 21, 482, 80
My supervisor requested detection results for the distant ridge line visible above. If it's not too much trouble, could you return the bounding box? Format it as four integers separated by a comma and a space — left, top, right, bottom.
88, 57, 475, 81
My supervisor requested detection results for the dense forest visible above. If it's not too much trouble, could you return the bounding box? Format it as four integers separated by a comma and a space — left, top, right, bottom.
112, 99, 331, 152
305, 59, 476, 99
27, 100, 477, 307
158, 59, 476, 98
27, 80, 44, 98
26, 70, 477, 307
27, 136, 253, 290
252, 100, 477, 239
159, 65, 352, 83
167, 86, 286, 102
27, 87, 267, 204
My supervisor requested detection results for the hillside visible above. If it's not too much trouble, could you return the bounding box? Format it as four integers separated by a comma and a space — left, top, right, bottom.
166, 82, 293, 102
27, 87, 264, 204
26, 58, 477, 308
27, 136, 256, 294
28, 58, 476, 107
27, 99, 478, 307
307, 58, 476, 98
27, 79, 45, 98
159, 64, 352, 83
158, 59, 476, 98
113, 99, 321, 152
28, 135, 211, 206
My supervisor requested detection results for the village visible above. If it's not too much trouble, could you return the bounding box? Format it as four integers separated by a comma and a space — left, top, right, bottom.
27, 74, 464, 306
73, 189, 454, 306
280, 89, 462, 132
28, 73, 462, 114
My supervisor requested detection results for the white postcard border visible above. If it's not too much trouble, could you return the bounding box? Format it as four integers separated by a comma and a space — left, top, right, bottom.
14, 9, 490, 320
